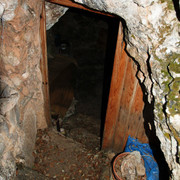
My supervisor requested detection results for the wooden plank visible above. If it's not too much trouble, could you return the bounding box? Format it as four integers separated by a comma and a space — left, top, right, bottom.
40, 1, 51, 126
102, 22, 127, 150
112, 57, 136, 151
47, 0, 115, 17
102, 23, 148, 152
131, 81, 148, 143
111, 57, 147, 151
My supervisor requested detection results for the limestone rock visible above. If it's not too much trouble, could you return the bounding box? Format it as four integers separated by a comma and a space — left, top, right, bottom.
0, 0, 47, 178
0, 79, 19, 115
22, 108, 37, 167
120, 151, 145, 179
0, 0, 18, 21
45, 1, 68, 30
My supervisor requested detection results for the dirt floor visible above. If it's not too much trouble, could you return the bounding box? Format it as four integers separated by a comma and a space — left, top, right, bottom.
33, 127, 111, 179
16, 111, 113, 180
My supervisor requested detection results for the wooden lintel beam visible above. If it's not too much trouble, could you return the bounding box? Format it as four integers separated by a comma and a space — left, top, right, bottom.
47, 0, 115, 17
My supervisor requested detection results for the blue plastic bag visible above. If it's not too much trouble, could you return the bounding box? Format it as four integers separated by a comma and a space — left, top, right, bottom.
124, 136, 159, 180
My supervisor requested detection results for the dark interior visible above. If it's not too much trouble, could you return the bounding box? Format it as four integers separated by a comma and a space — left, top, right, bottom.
46, 8, 119, 149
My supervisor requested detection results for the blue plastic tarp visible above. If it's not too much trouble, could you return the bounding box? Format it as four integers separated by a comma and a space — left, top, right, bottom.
124, 136, 159, 180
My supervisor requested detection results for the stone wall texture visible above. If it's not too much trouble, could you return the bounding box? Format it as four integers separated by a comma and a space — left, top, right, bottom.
0, 0, 179, 179
45, 1, 68, 30
0, 0, 47, 178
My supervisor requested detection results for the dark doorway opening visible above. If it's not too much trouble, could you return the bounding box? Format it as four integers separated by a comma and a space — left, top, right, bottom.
46, 7, 119, 150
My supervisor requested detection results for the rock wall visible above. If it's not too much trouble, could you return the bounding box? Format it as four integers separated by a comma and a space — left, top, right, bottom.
0, 0, 47, 178
74, 0, 180, 179
45, 1, 68, 30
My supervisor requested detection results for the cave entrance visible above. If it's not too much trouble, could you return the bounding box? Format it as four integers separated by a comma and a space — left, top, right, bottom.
40, 0, 148, 152
46, 7, 118, 150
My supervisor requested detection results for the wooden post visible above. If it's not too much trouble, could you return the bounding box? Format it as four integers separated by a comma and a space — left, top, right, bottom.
40, 1, 51, 126
102, 22, 127, 150
102, 22, 148, 151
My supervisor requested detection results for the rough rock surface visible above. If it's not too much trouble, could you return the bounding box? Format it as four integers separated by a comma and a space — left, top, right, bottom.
45, 1, 68, 30
0, 0, 47, 179
74, 0, 180, 179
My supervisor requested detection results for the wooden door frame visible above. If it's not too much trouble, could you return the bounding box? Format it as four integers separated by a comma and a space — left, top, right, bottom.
40, 1, 51, 126
102, 22, 125, 150
40, 0, 116, 127
40, 0, 147, 152
47, 0, 115, 17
